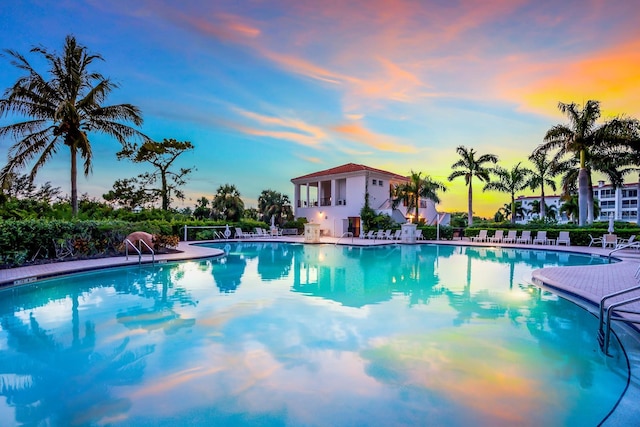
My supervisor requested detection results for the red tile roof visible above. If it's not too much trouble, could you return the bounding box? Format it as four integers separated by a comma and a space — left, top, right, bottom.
291, 163, 408, 182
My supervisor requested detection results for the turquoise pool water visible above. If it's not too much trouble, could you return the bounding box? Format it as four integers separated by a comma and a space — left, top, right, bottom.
0, 243, 629, 426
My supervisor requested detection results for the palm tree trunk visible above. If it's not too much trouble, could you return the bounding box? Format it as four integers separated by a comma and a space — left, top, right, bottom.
467, 182, 473, 227
414, 193, 419, 224
511, 196, 516, 224
586, 173, 594, 224
70, 145, 78, 216
578, 168, 588, 226
540, 186, 546, 220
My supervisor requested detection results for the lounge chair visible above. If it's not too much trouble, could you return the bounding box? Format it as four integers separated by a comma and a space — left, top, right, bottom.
516, 230, 532, 244
503, 230, 517, 243
391, 230, 401, 240
235, 227, 253, 239
471, 230, 488, 242
556, 231, 571, 246
375, 230, 386, 240
362, 230, 375, 239
383, 230, 393, 240
489, 230, 504, 243
532, 231, 548, 245
416, 229, 425, 240
588, 234, 603, 247
615, 235, 636, 249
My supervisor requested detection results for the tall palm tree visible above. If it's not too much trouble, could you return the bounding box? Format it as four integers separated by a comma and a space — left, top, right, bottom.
0, 35, 145, 215
484, 163, 532, 224
534, 100, 635, 226
392, 171, 447, 224
448, 146, 498, 226
526, 151, 558, 220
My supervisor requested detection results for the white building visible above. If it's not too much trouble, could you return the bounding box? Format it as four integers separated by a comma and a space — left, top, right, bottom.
593, 181, 638, 222
291, 163, 448, 237
516, 180, 640, 223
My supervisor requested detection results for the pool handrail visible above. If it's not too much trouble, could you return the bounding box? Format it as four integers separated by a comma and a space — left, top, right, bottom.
124, 238, 155, 265
335, 231, 354, 246
597, 282, 640, 355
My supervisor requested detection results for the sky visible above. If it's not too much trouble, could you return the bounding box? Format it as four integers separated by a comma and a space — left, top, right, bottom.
1, 0, 640, 217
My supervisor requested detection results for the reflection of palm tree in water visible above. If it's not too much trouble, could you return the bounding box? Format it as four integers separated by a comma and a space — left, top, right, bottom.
0, 306, 153, 425
257, 243, 294, 281
212, 254, 247, 293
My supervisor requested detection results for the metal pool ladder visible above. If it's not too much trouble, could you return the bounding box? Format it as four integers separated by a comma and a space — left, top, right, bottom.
335, 231, 354, 246
597, 266, 640, 355
125, 238, 155, 265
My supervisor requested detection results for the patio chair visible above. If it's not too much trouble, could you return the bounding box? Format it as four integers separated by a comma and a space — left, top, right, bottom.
532, 231, 548, 245
502, 230, 517, 243
556, 231, 571, 246
602, 234, 617, 248
392, 230, 402, 240
516, 230, 532, 244
489, 230, 504, 243
375, 230, 386, 240
383, 230, 393, 240
588, 234, 603, 247
471, 230, 488, 242
362, 230, 375, 239
416, 229, 425, 240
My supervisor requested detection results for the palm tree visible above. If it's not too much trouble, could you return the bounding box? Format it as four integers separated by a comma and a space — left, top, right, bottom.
484, 163, 532, 224
211, 184, 244, 221
0, 35, 144, 215
392, 171, 447, 224
560, 195, 579, 223
526, 151, 558, 220
534, 100, 635, 226
258, 189, 293, 226
448, 146, 498, 226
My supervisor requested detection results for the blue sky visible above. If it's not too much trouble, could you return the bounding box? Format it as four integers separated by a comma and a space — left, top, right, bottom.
1, 0, 639, 216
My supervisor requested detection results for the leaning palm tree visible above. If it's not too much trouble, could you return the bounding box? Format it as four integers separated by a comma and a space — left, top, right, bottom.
392, 171, 447, 224
484, 163, 532, 224
0, 35, 145, 215
534, 100, 636, 226
448, 146, 498, 226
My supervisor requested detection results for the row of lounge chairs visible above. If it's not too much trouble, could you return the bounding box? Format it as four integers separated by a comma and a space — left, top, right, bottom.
471, 230, 571, 246
360, 229, 424, 240
235, 227, 280, 239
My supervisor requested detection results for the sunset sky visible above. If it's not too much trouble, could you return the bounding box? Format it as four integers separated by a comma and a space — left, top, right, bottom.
1, 0, 640, 217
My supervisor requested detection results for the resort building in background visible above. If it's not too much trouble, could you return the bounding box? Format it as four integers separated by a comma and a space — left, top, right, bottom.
291, 163, 449, 237
516, 180, 640, 224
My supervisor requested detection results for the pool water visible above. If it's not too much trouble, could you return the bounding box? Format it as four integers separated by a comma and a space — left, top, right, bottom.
0, 243, 629, 426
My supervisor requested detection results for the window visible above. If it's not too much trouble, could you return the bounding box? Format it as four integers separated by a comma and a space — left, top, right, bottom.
600, 189, 615, 198
622, 200, 638, 208
372, 179, 377, 185
623, 189, 638, 198
379, 180, 383, 186
600, 200, 615, 208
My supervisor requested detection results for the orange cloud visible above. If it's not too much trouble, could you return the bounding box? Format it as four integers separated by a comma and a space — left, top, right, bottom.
331, 122, 416, 153
232, 108, 327, 147
498, 39, 640, 118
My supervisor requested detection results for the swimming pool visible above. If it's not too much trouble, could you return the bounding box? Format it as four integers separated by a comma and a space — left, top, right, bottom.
0, 243, 629, 426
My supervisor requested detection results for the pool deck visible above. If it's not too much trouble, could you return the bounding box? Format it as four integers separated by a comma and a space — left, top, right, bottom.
1, 236, 638, 425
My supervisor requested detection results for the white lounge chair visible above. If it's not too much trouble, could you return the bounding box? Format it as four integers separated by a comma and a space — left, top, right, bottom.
362, 230, 375, 239
588, 234, 603, 247
471, 230, 488, 242
556, 231, 571, 246
503, 230, 517, 243
489, 230, 504, 243
532, 231, 548, 245
235, 227, 253, 239
383, 230, 393, 240
516, 230, 532, 244
391, 230, 401, 240
375, 230, 386, 240
616, 235, 636, 249
416, 229, 425, 240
